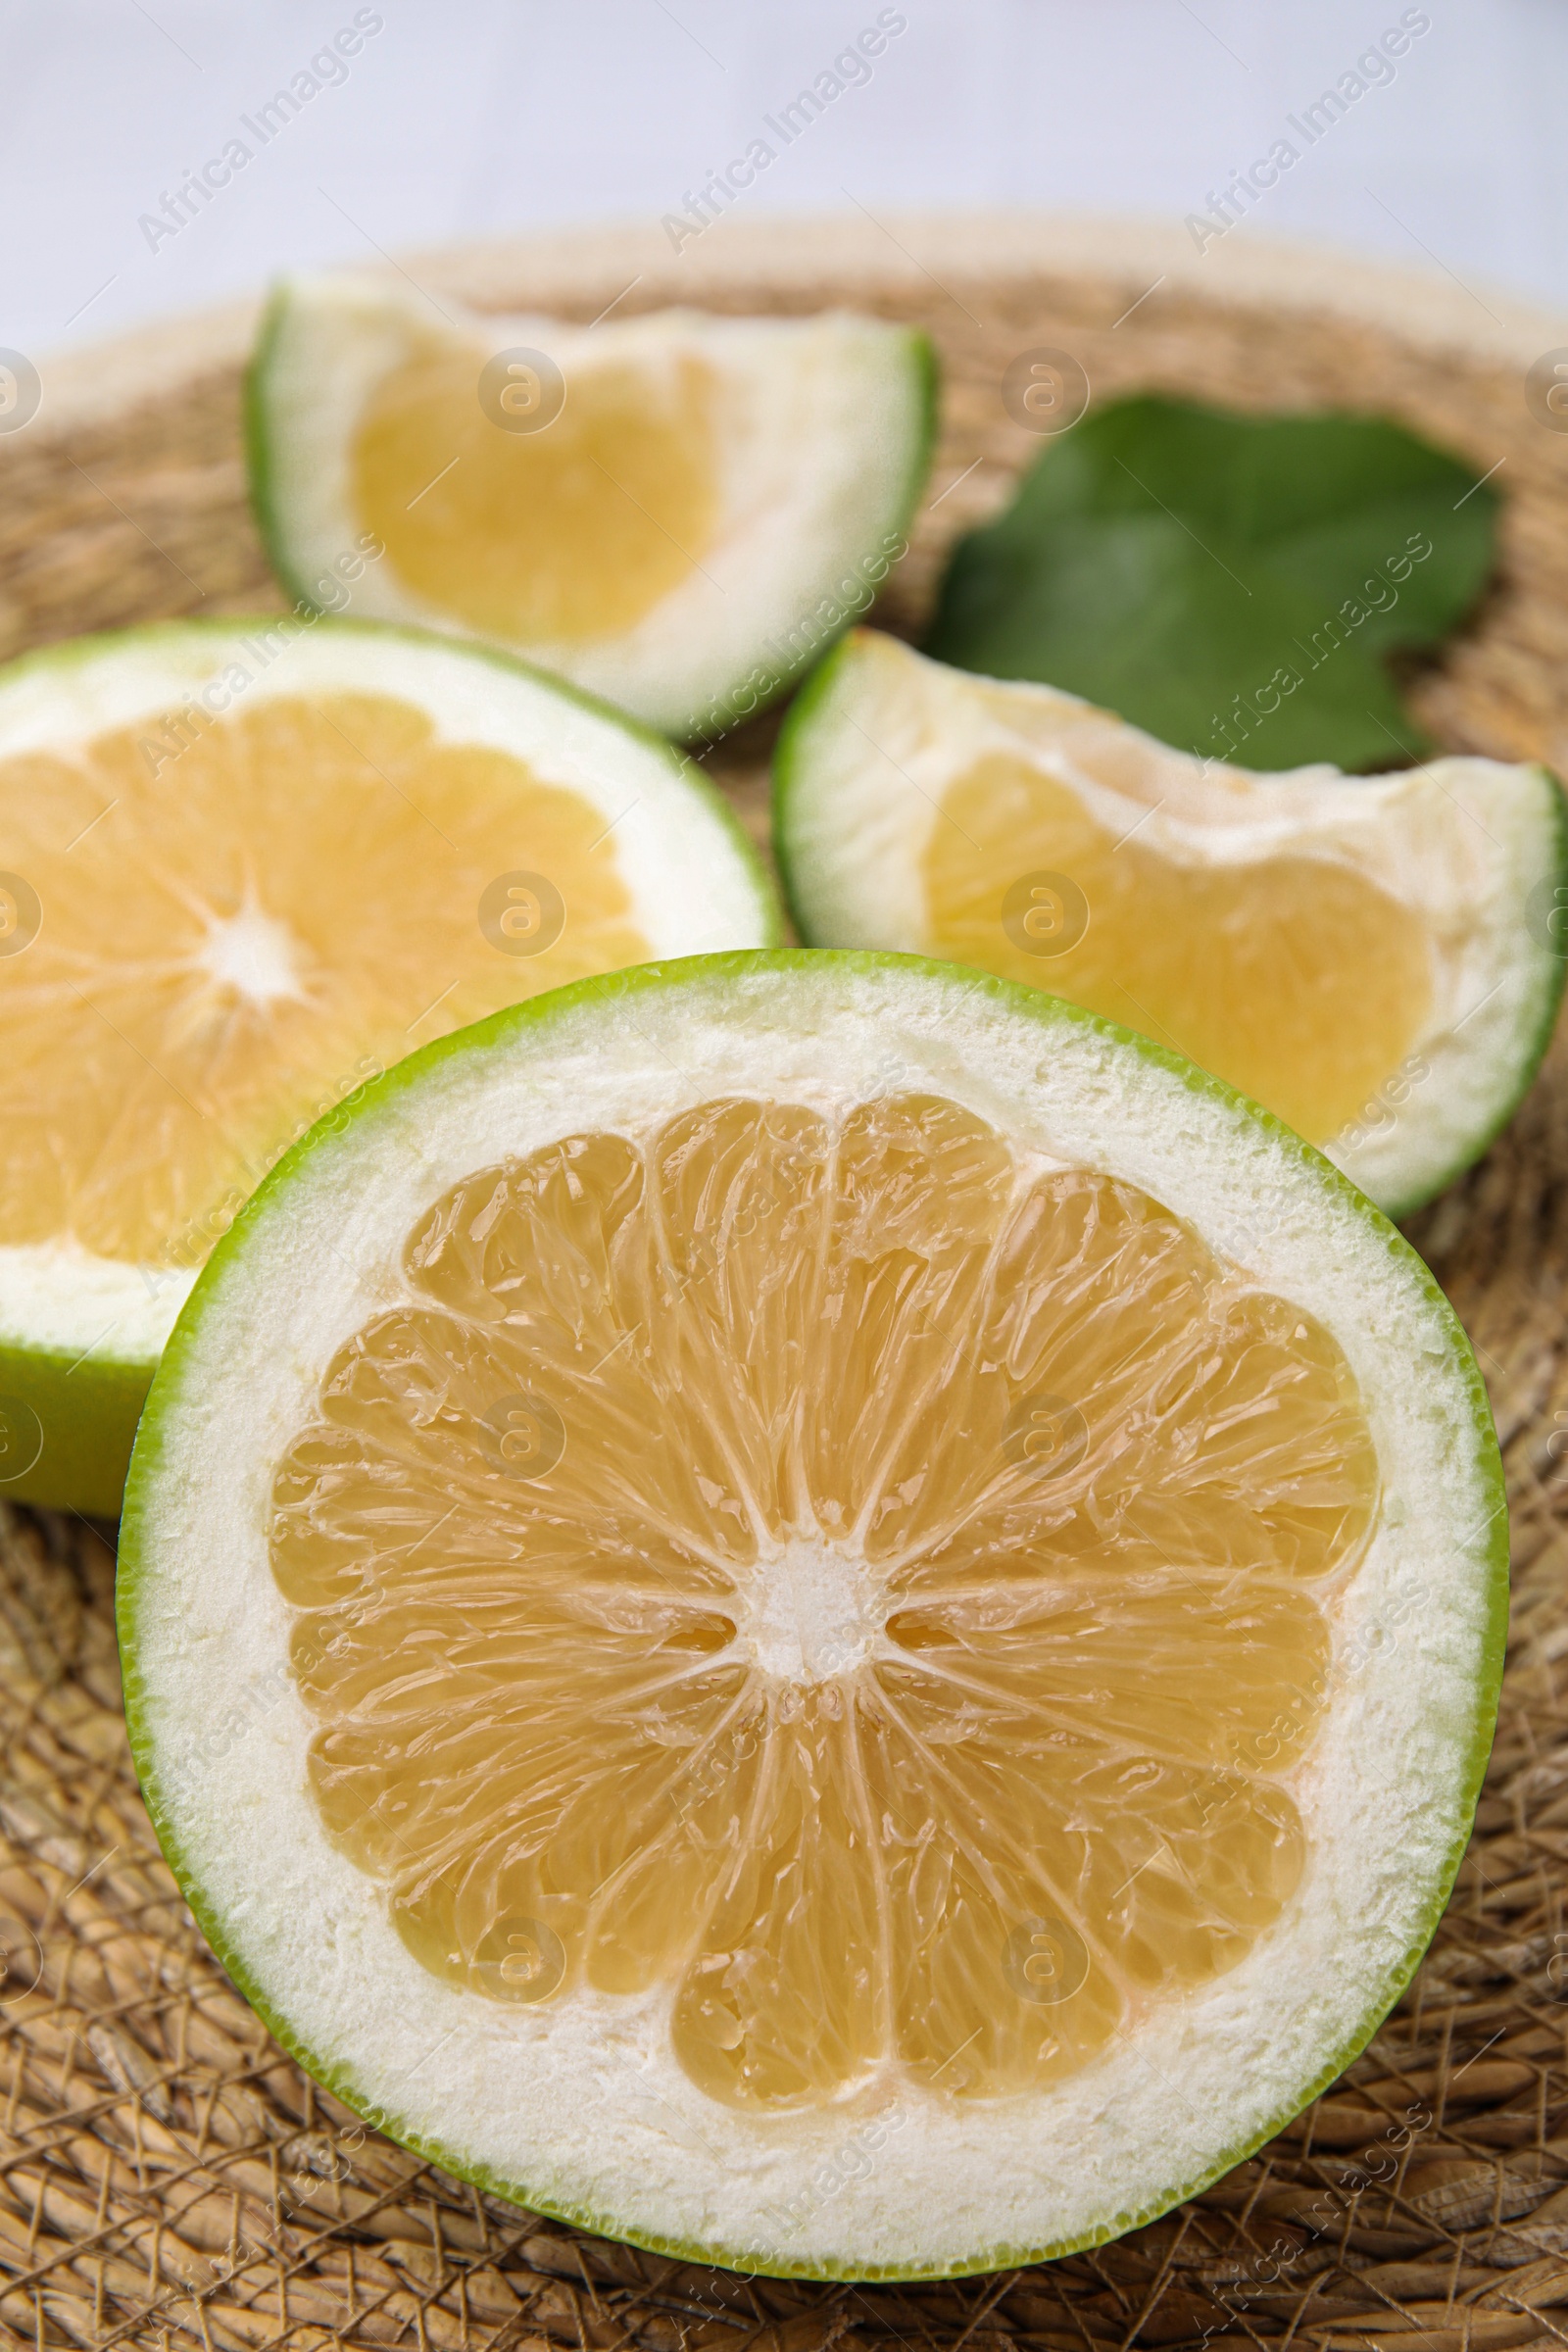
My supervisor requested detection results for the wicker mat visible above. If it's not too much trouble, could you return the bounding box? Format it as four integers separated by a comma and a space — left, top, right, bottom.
4, 218, 1568, 2351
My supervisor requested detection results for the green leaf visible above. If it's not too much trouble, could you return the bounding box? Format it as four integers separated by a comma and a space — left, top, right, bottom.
923, 395, 1500, 772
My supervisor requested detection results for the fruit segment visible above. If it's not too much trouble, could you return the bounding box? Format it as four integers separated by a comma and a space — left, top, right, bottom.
270, 1094, 1379, 2109
926, 753, 1433, 1147
775, 632, 1567, 1225
254, 283, 940, 742
0, 692, 644, 1268
354, 347, 720, 645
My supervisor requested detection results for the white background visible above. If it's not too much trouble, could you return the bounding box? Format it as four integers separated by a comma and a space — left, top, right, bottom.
4, 0, 1565, 359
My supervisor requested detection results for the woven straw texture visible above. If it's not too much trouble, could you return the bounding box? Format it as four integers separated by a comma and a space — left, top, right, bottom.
3, 217, 1568, 2352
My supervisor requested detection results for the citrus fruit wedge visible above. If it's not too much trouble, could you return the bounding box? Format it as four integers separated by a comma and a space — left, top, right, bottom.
121, 951, 1504, 2280
773, 630, 1568, 1218
247, 274, 935, 741
0, 618, 777, 1515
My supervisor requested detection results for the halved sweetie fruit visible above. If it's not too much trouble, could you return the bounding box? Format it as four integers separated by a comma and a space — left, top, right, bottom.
0, 619, 777, 1512
247, 274, 935, 741
121, 951, 1503, 2278
772, 629, 1567, 1216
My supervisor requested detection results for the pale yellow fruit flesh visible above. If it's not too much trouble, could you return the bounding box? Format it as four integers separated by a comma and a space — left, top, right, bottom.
353, 347, 719, 644
270, 1092, 1378, 2111
924, 752, 1434, 1146
0, 692, 645, 1269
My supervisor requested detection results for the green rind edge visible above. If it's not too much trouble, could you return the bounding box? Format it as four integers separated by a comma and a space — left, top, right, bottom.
118, 948, 1506, 2283
245, 279, 940, 746
0, 614, 781, 1515
697, 325, 941, 741
242, 284, 297, 612
1381, 762, 1568, 1220
771, 637, 1568, 1226
0, 1339, 149, 1517
769, 629, 862, 942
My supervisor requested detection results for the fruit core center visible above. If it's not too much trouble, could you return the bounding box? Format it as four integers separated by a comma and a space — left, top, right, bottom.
736, 1537, 882, 1685
196, 902, 307, 1006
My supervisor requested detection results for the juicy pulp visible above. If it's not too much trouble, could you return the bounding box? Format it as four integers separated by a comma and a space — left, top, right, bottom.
926, 756, 1434, 1149
270, 1090, 1378, 2112
353, 347, 719, 646
0, 690, 645, 1269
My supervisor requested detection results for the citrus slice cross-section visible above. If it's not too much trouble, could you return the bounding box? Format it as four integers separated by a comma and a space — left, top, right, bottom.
0, 620, 777, 1513
248, 274, 935, 741
772, 630, 1567, 1216
121, 953, 1504, 2279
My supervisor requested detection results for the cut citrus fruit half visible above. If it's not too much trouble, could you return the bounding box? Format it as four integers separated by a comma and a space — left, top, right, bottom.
0, 619, 777, 1514
247, 274, 935, 741
772, 630, 1567, 1217
121, 951, 1503, 2279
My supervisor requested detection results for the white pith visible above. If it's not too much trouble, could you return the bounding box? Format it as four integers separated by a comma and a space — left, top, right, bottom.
122, 958, 1498, 2278
0, 622, 773, 1370
255, 273, 928, 738
734, 1536, 885, 1684
777, 631, 1564, 1216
